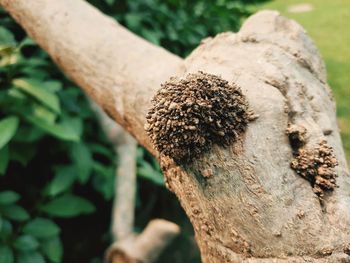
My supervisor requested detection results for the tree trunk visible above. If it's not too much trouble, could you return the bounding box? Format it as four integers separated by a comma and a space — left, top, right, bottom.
1, 0, 350, 262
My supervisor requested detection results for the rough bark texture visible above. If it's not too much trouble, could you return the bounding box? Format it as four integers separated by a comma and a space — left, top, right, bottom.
2, 0, 350, 262
161, 11, 350, 262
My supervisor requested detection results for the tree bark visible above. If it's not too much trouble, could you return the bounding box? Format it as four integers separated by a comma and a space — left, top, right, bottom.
1, 0, 350, 262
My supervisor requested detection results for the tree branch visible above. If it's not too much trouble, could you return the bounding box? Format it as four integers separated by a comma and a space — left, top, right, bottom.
106, 219, 180, 263
2, 1, 350, 262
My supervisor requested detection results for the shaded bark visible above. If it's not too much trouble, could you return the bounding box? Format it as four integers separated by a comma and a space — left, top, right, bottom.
1, 0, 350, 262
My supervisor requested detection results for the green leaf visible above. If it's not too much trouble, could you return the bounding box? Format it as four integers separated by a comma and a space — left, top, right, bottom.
40, 236, 63, 263
136, 147, 145, 163
26, 115, 80, 141
19, 37, 36, 48
89, 143, 113, 158
9, 143, 36, 166
1, 205, 29, 222
0, 45, 18, 66
42, 81, 62, 93
92, 162, 114, 178
137, 161, 164, 186
125, 14, 142, 29
13, 235, 39, 251
0, 245, 14, 263
70, 143, 92, 183
91, 162, 115, 200
141, 29, 161, 45
13, 125, 44, 143
91, 168, 115, 200
18, 252, 45, 263
13, 78, 61, 114
31, 103, 57, 124
61, 116, 83, 138
0, 219, 12, 238
23, 218, 60, 239
0, 116, 19, 150
0, 146, 9, 175
0, 191, 20, 205
46, 166, 76, 197
41, 194, 95, 218
105, 0, 115, 6
0, 27, 16, 45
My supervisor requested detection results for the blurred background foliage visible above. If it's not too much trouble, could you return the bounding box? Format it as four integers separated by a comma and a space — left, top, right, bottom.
1, 0, 349, 262
0, 0, 265, 262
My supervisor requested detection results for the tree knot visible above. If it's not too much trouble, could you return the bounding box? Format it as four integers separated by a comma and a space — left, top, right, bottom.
145, 71, 250, 163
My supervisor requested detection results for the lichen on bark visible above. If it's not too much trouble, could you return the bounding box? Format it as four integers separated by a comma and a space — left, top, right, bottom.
145, 71, 250, 163
287, 125, 338, 198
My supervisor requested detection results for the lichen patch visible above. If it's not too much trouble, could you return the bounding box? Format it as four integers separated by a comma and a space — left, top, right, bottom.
145, 71, 250, 163
290, 140, 338, 198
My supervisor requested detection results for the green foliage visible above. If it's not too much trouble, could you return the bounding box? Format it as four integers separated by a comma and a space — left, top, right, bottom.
0, 245, 14, 263
40, 194, 95, 218
137, 148, 164, 186
0, 116, 19, 150
0, 9, 114, 261
40, 237, 63, 263
0, 0, 260, 262
90, 0, 263, 57
1, 205, 29, 222
17, 252, 45, 263
45, 166, 76, 197
0, 191, 62, 263
13, 235, 40, 251
0, 191, 20, 205
23, 218, 60, 239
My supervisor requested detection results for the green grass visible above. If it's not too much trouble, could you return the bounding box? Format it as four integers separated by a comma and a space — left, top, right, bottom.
256, 0, 350, 163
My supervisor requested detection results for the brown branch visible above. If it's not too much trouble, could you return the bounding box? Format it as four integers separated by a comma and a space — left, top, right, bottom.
106, 219, 180, 263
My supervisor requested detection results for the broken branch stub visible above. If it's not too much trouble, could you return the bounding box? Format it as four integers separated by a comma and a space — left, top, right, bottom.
106, 219, 180, 263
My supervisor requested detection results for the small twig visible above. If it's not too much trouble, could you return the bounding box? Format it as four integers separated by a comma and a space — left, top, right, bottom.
112, 132, 137, 241
106, 219, 180, 263
90, 100, 136, 241
90, 101, 180, 262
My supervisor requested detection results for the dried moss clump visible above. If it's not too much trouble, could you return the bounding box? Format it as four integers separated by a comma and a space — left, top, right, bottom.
291, 140, 338, 198
145, 71, 249, 162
